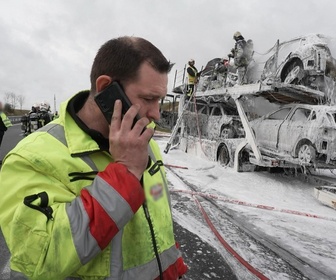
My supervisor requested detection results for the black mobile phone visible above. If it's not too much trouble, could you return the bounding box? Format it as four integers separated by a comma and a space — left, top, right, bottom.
94, 81, 140, 126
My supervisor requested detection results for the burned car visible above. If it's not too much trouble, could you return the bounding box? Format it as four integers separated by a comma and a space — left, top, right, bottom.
250, 104, 336, 165
198, 58, 238, 91
261, 34, 336, 92
184, 102, 244, 140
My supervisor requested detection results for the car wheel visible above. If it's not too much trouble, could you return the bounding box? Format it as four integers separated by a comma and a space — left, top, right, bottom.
282, 60, 304, 85
297, 143, 316, 165
217, 144, 230, 166
284, 66, 301, 84
220, 125, 236, 139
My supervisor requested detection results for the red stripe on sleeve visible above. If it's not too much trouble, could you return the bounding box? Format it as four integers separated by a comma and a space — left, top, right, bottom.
98, 163, 145, 213
81, 189, 118, 249
154, 259, 188, 280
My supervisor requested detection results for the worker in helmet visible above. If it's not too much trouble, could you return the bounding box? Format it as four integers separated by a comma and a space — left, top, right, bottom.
220, 57, 230, 86
186, 59, 199, 100
28, 103, 40, 133
230, 31, 249, 85
39, 101, 51, 127
211, 58, 230, 88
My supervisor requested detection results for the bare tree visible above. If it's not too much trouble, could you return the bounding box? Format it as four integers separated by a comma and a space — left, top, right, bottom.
4, 92, 11, 104
17, 94, 25, 110
6, 92, 18, 110
4, 103, 13, 114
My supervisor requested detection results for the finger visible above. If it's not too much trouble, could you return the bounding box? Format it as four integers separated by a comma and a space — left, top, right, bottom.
110, 100, 122, 130
131, 117, 150, 136
120, 104, 141, 131
140, 127, 155, 142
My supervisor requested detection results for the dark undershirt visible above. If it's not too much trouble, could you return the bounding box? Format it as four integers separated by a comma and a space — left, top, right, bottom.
67, 90, 109, 151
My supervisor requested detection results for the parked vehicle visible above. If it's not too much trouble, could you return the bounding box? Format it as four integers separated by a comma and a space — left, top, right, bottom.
261, 34, 336, 92
184, 102, 244, 140
157, 94, 180, 130
250, 104, 336, 165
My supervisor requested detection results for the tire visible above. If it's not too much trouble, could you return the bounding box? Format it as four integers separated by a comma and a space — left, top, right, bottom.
220, 125, 236, 139
297, 143, 316, 165
282, 59, 304, 85
217, 144, 230, 166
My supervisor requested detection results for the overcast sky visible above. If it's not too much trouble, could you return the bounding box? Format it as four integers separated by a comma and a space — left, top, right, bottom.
1, 0, 336, 110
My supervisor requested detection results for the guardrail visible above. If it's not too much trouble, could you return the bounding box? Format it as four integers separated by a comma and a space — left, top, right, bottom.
8, 116, 22, 124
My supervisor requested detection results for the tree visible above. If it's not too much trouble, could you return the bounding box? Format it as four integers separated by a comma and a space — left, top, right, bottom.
4, 92, 11, 104
4, 103, 13, 114
17, 94, 25, 110
4, 92, 18, 110
9, 92, 18, 110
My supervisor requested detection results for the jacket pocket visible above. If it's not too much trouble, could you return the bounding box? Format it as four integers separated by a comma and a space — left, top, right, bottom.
10, 204, 49, 277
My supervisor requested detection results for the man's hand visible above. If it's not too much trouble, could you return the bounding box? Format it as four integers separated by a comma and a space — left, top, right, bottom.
109, 100, 154, 180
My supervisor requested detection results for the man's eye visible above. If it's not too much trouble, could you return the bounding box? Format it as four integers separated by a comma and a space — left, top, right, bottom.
143, 97, 154, 101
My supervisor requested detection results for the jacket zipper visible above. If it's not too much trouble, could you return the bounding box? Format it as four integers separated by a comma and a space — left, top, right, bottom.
143, 202, 163, 280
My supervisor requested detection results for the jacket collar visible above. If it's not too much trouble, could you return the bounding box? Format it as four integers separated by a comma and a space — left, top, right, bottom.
59, 91, 108, 156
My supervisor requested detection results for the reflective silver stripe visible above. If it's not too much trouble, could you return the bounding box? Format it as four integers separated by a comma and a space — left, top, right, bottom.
66, 175, 134, 264
125, 245, 179, 279
3, 119, 12, 127
80, 154, 98, 171
41, 123, 98, 171
38, 123, 68, 146
86, 176, 134, 230
66, 196, 101, 264
0, 113, 12, 128
109, 229, 123, 279
109, 245, 180, 280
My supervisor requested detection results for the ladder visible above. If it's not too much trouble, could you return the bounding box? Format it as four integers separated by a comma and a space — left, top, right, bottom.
164, 90, 196, 154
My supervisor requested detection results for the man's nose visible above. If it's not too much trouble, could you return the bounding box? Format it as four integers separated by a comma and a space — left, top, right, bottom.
147, 102, 160, 121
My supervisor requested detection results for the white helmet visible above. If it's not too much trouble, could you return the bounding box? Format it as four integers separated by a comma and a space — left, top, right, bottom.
40, 101, 50, 112
233, 31, 242, 39
188, 59, 195, 65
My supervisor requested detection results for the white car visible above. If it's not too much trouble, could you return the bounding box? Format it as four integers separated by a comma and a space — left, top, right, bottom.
261, 34, 336, 93
184, 102, 244, 140
250, 104, 336, 165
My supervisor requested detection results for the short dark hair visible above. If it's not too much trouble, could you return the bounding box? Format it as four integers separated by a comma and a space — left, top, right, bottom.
90, 36, 171, 91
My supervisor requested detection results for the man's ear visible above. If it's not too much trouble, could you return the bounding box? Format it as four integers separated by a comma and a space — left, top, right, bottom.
95, 75, 112, 94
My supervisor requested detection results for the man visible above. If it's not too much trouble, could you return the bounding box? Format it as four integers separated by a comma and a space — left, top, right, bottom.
230, 31, 249, 85
27, 104, 40, 133
38, 101, 52, 127
186, 59, 198, 99
0, 37, 187, 279
214, 58, 230, 88
0, 101, 12, 163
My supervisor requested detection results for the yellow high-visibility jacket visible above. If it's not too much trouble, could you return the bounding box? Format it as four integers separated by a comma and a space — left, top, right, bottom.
0, 112, 12, 131
0, 91, 185, 280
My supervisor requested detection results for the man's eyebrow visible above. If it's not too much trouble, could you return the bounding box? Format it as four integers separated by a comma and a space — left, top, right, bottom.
140, 93, 164, 98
